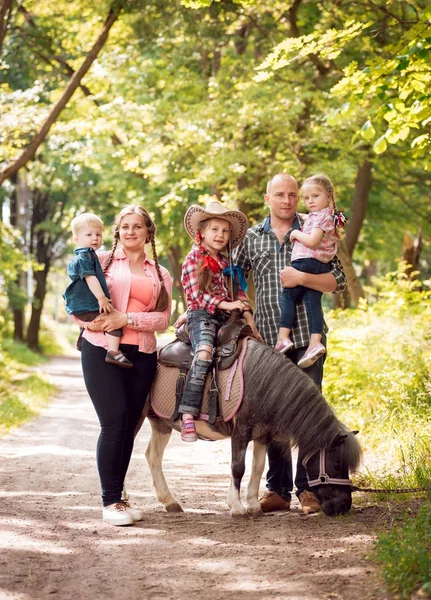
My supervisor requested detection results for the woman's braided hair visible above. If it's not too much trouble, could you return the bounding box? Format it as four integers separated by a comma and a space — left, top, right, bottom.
301, 173, 345, 239
103, 205, 169, 311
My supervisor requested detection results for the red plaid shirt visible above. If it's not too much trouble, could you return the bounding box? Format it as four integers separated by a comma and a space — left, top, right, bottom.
182, 246, 250, 315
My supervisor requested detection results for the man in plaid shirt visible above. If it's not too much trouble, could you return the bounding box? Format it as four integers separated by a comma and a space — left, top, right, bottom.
234, 173, 346, 514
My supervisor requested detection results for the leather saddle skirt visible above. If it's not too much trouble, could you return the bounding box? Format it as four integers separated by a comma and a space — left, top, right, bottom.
150, 337, 249, 422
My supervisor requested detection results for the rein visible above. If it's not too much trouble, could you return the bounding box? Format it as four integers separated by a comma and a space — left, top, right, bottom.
304, 449, 431, 494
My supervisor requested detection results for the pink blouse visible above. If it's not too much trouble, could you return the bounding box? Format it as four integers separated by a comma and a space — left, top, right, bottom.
80, 247, 172, 354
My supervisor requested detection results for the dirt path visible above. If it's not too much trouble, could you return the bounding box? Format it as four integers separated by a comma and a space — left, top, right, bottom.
0, 354, 391, 600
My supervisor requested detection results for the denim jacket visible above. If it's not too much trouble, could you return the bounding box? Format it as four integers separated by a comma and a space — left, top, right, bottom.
63, 247, 110, 315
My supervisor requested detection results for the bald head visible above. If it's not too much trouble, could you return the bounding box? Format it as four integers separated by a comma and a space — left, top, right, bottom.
266, 173, 297, 196
264, 173, 299, 226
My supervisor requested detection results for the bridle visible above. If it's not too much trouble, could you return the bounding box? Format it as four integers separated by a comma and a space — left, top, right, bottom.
304, 448, 431, 494
303, 447, 352, 488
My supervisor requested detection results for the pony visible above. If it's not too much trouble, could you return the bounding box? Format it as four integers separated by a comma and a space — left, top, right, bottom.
142, 339, 361, 517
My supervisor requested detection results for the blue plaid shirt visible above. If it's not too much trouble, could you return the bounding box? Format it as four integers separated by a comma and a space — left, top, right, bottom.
233, 215, 346, 348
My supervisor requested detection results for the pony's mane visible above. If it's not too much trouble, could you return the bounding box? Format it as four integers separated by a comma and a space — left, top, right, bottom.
244, 341, 361, 471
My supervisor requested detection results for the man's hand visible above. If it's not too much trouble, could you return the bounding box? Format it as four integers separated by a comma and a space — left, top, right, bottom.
280, 266, 303, 288
95, 309, 127, 332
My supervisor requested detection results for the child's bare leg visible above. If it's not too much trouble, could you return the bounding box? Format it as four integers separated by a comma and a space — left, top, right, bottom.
105, 333, 133, 369
106, 334, 120, 354
306, 333, 322, 350
277, 327, 291, 343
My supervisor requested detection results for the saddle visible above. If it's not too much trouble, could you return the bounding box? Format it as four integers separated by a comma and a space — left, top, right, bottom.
157, 319, 254, 424
159, 319, 253, 371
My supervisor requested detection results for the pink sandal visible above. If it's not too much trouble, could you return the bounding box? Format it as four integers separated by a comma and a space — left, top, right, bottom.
181, 419, 197, 443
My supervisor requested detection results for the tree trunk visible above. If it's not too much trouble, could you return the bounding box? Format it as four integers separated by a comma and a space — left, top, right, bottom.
402, 228, 422, 279
344, 159, 372, 255
9, 173, 28, 340
167, 245, 185, 322
27, 263, 49, 351
0, 0, 124, 185
0, 0, 13, 54
336, 239, 365, 307
334, 159, 372, 308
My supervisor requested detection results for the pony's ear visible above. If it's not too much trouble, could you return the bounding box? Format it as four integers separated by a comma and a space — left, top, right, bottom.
351, 430, 359, 436
332, 434, 348, 447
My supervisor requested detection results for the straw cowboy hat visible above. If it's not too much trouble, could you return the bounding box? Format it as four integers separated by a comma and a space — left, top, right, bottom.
184, 200, 249, 249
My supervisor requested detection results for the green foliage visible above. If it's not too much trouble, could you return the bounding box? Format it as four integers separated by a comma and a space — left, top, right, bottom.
256, 1, 431, 160
375, 503, 431, 599
0, 222, 27, 287
0, 375, 55, 435
0, 340, 56, 436
2, 339, 48, 366
324, 264, 431, 471
324, 264, 431, 597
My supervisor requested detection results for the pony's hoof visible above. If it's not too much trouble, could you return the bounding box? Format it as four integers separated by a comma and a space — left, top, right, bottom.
247, 506, 264, 518
165, 502, 184, 513
230, 508, 248, 518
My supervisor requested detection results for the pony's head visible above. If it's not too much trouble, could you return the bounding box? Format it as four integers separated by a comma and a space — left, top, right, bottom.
303, 431, 361, 516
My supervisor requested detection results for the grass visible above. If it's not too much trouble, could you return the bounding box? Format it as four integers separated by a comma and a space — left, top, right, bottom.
323, 269, 431, 598
375, 504, 431, 599
0, 374, 56, 435
0, 321, 62, 436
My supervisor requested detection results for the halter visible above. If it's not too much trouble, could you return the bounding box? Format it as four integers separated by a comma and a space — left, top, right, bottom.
303, 448, 353, 488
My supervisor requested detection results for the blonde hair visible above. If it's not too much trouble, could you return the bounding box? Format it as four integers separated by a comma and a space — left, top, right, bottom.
71, 213, 103, 237
301, 173, 344, 239
103, 205, 169, 311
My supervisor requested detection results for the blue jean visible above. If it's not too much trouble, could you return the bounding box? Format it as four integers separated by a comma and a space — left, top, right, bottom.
266, 340, 326, 500
279, 258, 330, 335
179, 309, 227, 416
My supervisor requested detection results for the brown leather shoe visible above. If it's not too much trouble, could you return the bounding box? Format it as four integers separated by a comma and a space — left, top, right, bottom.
299, 490, 320, 514
259, 490, 291, 513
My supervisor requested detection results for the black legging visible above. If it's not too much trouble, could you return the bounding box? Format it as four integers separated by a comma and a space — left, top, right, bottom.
81, 339, 157, 506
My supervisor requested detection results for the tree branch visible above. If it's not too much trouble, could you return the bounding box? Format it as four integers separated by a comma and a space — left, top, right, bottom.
0, 1, 124, 185
0, 0, 13, 54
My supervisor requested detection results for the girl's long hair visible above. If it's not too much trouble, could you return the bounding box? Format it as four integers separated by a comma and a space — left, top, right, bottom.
195, 219, 237, 301
195, 220, 219, 294
103, 205, 169, 311
301, 173, 345, 239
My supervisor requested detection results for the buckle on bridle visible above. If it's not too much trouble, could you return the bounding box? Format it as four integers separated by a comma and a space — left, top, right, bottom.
319, 473, 329, 484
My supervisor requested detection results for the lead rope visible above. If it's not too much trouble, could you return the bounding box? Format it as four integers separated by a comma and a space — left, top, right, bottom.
350, 485, 431, 494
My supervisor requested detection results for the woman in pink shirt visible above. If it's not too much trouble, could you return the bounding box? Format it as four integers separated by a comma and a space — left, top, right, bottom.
275, 174, 346, 369
78, 205, 171, 526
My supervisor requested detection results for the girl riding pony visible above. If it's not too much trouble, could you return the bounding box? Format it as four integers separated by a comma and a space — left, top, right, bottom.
179, 200, 260, 442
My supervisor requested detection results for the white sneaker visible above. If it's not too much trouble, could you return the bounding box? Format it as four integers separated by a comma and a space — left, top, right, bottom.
102, 503, 134, 526
121, 500, 144, 522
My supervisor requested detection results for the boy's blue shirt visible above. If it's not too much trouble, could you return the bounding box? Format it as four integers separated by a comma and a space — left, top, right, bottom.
63, 247, 110, 315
